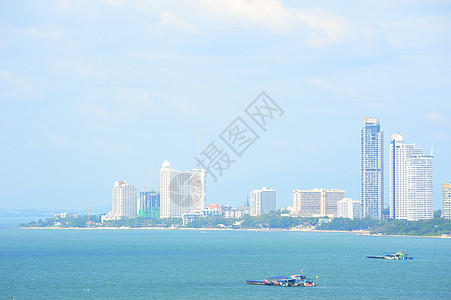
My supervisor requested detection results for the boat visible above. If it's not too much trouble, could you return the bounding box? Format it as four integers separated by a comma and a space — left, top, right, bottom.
367, 251, 413, 260
247, 274, 317, 287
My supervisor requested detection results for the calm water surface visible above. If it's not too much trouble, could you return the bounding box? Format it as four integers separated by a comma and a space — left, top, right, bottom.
0, 228, 450, 299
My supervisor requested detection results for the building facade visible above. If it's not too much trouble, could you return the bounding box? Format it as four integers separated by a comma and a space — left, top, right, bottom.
443, 183, 451, 220
182, 208, 223, 226
389, 134, 433, 221
138, 191, 160, 219
337, 198, 362, 220
102, 181, 137, 222
408, 154, 433, 220
250, 187, 276, 216
361, 117, 384, 219
160, 160, 206, 218
293, 188, 346, 217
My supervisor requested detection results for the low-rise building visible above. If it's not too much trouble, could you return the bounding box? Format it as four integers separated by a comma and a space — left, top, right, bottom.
224, 207, 250, 219
182, 208, 223, 226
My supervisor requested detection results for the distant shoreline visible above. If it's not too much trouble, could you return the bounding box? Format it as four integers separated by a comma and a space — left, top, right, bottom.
19, 226, 451, 238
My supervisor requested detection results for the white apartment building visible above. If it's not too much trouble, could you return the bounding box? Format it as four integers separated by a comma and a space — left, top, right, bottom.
408, 154, 433, 220
250, 187, 276, 216
293, 188, 346, 217
337, 198, 362, 219
102, 181, 137, 222
389, 134, 433, 221
160, 160, 206, 218
443, 183, 451, 220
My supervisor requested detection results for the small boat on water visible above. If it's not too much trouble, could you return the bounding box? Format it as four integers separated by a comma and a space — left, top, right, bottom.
247, 274, 317, 287
367, 251, 413, 260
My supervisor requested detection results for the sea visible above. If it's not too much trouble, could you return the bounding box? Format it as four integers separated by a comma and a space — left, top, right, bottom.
0, 221, 450, 299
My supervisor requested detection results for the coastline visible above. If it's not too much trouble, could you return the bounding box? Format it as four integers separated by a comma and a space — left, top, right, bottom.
18, 226, 451, 238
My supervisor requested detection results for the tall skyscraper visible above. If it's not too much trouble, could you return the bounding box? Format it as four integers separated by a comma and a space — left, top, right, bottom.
160, 160, 206, 218
443, 183, 451, 220
293, 188, 346, 217
389, 134, 433, 221
250, 187, 276, 216
361, 117, 384, 219
102, 181, 138, 222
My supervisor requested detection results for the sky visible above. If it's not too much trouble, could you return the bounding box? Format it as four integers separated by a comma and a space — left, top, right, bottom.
1, 0, 450, 212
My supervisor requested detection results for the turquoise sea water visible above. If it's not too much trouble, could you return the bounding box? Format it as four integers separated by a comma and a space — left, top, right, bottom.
0, 228, 450, 300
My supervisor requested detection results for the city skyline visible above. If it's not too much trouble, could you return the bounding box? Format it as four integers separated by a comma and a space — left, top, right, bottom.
1, 1, 450, 211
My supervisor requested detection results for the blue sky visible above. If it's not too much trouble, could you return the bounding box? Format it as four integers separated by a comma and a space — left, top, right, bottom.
1, 0, 450, 211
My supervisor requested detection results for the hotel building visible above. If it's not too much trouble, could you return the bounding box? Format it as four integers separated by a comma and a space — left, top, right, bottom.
293, 188, 346, 217
160, 160, 206, 218
442, 183, 451, 220
337, 198, 362, 219
389, 134, 433, 221
102, 181, 138, 222
250, 187, 276, 216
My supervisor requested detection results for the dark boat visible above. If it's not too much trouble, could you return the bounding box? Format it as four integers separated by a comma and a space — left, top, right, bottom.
247, 274, 317, 287
367, 251, 413, 260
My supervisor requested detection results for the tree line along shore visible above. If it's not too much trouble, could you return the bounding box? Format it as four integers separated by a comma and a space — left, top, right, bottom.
21, 210, 451, 237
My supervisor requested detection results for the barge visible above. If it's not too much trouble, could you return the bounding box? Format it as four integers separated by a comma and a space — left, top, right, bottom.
367, 251, 413, 260
247, 274, 317, 287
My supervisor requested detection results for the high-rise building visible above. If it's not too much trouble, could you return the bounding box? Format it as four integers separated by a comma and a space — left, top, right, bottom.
443, 183, 451, 220
160, 160, 206, 218
293, 188, 346, 217
250, 187, 276, 216
361, 117, 384, 219
337, 198, 362, 219
389, 134, 433, 221
102, 181, 138, 222
293, 189, 321, 216
138, 191, 160, 219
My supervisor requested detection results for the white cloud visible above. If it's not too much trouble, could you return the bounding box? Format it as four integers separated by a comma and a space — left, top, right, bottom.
118, 88, 202, 116
55, 0, 371, 46
79, 105, 119, 121
0, 70, 31, 92
18, 26, 64, 39
426, 112, 451, 123
194, 1, 362, 46
2, 24, 63, 40
379, 14, 451, 49
196, 0, 295, 32
298, 9, 351, 46
56, 59, 111, 80
160, 11, 201, 33
308, 78, 359, 97
0, 70, 33, 99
